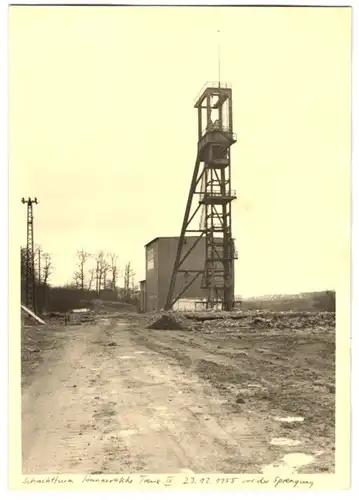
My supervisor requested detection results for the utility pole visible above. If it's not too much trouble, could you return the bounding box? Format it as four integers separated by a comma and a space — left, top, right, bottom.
38, 247, 41, 284
21, 197, 38, 313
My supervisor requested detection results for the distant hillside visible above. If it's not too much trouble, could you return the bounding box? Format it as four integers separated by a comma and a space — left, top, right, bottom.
241, 290, 335, 312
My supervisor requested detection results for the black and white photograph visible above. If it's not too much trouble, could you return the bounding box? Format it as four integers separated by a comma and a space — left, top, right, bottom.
7, 1, 351, 489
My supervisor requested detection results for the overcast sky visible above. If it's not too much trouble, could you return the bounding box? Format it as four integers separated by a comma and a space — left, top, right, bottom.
9, 5, 351, 297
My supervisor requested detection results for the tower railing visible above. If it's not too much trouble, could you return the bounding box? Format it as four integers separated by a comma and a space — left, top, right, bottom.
198, 130, 237, 151
202, 123, 233, 136
194, 81, 232, 105
199, 190, 237, 204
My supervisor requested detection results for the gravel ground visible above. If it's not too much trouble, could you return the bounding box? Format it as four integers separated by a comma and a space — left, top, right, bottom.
21, 310, 335, 474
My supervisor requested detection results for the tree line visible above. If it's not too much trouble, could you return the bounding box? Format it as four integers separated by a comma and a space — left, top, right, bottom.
20, 246, 138, 300
21, 245, 53, 286
71, 249, 138, 300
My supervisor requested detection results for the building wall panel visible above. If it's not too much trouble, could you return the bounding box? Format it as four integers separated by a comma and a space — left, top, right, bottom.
157, 237, 206, 310
144, 235, 233, 311
145, 239, 159, 311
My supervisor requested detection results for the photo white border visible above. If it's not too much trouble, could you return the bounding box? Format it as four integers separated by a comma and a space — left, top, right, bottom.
1, 0, 357, 498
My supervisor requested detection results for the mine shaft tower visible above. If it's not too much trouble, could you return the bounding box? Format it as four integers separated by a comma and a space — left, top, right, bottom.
21, 197, 38, 313
165, 82, 238, 311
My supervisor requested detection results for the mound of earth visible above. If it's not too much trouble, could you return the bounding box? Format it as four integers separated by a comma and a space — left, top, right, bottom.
147, 313, 190, 331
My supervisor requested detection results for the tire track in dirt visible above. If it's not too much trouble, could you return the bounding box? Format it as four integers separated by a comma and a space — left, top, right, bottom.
21, 316, 334, 474
128, 320, 335, 473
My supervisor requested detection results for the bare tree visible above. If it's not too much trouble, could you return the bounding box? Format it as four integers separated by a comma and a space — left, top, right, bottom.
20, 246, 28, 299
73, 249, 91, 290
131, 267, 138, 293
94, 251, 109, 293
101, 254, 111, 291
72, 275, 80, 289
87, 268, 95, 291
21, 245, 49, 286
20, 246, 27, 277
123, 262, 130, 298
123, 261, 137, 300
109, 253, 119, 291
32, 244, 42, 284
94, 252, 101, 294
42, 253, 53, 284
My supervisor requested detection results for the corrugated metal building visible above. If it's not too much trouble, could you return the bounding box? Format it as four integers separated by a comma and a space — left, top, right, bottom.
144, 236, 207, 311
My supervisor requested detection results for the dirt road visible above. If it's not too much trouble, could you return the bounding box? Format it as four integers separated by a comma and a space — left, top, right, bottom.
21, 314, 335, 474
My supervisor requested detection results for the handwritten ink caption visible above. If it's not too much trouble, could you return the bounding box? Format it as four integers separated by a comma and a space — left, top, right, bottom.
177, 476, 239, 486
121, 475, 314, 489
23, 474, 314, 489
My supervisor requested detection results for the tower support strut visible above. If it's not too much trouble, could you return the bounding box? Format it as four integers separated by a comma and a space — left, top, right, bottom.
165, 82, 238, 311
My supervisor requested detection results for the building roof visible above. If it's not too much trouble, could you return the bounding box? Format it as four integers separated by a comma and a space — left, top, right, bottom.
145, 236, 180, 247
144, 235, 205, 248
144, 237, 160, 247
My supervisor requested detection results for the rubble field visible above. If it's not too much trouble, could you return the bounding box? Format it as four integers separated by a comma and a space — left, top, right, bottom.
146, 309, 335, 332
21, 308, 335, 474
140, 309, 336, 472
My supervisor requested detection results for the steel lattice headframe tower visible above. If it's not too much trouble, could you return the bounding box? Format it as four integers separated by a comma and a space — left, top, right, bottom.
165, 82, 238, 311
21, 197, 38, 313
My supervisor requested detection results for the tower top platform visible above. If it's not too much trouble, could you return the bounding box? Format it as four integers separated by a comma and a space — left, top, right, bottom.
194, 81, 232, 108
